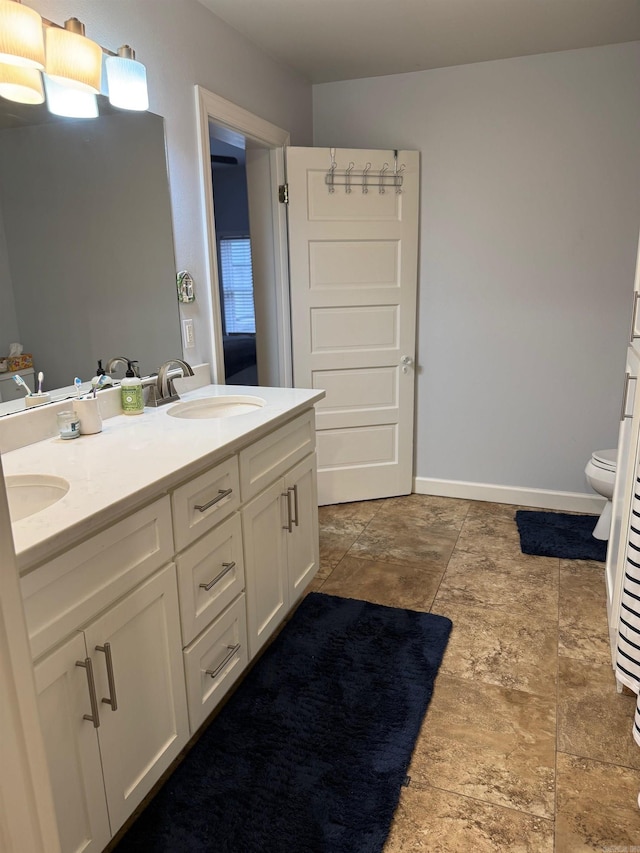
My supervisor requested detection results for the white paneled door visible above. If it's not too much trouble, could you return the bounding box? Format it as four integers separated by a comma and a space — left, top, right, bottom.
286, 148, 419, 505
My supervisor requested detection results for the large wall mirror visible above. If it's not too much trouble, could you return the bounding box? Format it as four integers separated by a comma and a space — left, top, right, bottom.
0, 96, 183, 413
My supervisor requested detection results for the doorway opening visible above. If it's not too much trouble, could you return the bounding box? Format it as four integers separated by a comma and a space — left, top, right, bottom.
210, 135, 257, 385
196, 86, 292, 389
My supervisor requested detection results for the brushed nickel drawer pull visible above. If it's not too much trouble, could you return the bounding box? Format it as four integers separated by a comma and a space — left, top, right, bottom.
76, 657, 100, 728
289, 484, 299, 527
195, 488, 232, 513
95, 642, 118, 711
282, 490, 293, 532
205, 643, 241, 679
620, 372, 634, 421
199, 561, 236, 591
631, 292, 640, 342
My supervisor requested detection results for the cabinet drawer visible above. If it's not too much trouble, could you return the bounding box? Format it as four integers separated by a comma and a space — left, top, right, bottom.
183, 594, 248, 733
176, 513, 245, 646
172, 455, 240, 551
21, 497, 174, 660
239, 410, 315, 502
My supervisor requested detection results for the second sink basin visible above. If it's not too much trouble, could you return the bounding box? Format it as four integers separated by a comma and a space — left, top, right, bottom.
6, 474, 70, 522
167, 395, 266, 420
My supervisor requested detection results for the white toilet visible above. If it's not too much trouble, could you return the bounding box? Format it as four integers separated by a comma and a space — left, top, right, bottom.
585, 449, 617, 540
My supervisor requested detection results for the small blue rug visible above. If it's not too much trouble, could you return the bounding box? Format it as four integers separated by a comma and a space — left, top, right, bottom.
515, 510, 607, 561
113, 592, 452, 853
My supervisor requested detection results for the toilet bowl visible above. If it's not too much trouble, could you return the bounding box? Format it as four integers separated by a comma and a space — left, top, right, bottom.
585, 449, 617, 540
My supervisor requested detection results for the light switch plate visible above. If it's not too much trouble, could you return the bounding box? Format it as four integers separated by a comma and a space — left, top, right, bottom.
183, 319, 195, 348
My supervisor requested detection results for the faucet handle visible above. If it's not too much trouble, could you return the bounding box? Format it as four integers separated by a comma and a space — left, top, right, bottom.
158, 359, 194, 400
145, 382, 163, 407
149, 359, 194, 406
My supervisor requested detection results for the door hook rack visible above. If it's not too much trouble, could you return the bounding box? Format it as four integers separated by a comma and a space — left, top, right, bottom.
325, 150, 404, 194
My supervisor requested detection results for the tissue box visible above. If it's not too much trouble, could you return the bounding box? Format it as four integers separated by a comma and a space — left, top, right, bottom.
8, 353, 33, 371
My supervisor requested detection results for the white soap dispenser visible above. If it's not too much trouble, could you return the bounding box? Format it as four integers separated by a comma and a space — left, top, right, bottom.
120, 360, 144, 415
91, 359, 113, 389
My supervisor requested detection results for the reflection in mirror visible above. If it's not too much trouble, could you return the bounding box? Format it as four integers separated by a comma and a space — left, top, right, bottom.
0, 96, 183, 414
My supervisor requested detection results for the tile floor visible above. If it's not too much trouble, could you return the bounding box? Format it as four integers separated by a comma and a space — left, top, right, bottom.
308, 494, 640, 852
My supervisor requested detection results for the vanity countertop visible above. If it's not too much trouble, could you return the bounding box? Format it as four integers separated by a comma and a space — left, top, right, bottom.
4, 384, 324, 571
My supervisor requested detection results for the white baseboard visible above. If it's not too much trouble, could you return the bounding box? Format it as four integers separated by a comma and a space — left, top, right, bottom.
413, 476, 606, 514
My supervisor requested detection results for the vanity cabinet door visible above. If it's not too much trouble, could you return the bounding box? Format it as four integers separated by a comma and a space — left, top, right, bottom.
34, 633, 111, 853
242, 478, 289, 658
285, 453, 319, 605
607, 346, 640, 663
243, 452, 320, 659
83, 563, 189, 835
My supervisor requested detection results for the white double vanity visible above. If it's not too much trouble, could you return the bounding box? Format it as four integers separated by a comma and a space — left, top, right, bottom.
2, 380, 324, 853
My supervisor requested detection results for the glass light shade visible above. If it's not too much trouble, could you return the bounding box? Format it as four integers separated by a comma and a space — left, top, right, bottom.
105, 50, 148, 111
0, 0, 45, 69
45, 21, 102, 94
0, 62, 43, 103
43, 73, 98, 118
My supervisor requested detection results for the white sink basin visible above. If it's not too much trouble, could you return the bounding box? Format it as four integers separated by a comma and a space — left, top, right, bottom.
6, 474, 70, 522
167, 395, 266, 420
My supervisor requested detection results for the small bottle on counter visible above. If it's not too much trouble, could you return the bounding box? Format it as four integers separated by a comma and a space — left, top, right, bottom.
57, 410, 80, 440
120, 360, 144, 415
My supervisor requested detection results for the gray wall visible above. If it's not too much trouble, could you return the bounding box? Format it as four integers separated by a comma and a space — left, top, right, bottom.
313, 42, 640, 495
0, 203, 19, 352
31, 0, 313, 370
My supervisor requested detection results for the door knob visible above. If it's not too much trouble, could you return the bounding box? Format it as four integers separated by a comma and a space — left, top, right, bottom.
400, 355, 414, 374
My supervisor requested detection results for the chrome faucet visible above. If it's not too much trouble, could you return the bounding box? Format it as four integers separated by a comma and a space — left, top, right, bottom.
148, 359, 195, 406
105, 356, 139, 377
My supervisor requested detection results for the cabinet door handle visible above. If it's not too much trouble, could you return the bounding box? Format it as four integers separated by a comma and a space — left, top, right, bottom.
288, 485, 299, 527
282, 490, 293, 532
631, 292, 640, 342
194, 488, 232, 513
76, 657, 100, 728
620, 372, 636, 421
205, 643, 241, 679
199, 561, 236, 591
95, 642, 118, 711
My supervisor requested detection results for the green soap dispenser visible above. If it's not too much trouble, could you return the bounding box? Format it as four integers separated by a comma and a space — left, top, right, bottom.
121, 360, 144, 415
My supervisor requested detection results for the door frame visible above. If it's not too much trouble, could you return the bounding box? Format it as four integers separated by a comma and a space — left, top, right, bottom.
194, 86, 292, 386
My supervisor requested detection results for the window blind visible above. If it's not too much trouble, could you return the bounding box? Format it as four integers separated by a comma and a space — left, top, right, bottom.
219, 237, 256, 334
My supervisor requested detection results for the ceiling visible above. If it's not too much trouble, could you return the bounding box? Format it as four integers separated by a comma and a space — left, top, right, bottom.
197, 0, 640, 83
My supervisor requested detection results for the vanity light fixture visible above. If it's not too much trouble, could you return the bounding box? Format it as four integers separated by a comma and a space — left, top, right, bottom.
0, 0, 45, 69
105, 45, 149, 111
0, 1, 149, 113
43, 73, 97, 118
45, 17, 102, 94
0, 61, 44, 103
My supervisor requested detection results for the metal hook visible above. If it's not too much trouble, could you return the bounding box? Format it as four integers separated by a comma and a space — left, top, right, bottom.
396, 163, 405, 194
379, 162, 389, 194
328, 147, 337, 193
362, 162, 371, 194
345, 161, 354, 194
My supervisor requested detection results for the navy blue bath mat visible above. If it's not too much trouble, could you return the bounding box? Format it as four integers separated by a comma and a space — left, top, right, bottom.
113, 592, 452, 853
515, 510, 607, 561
